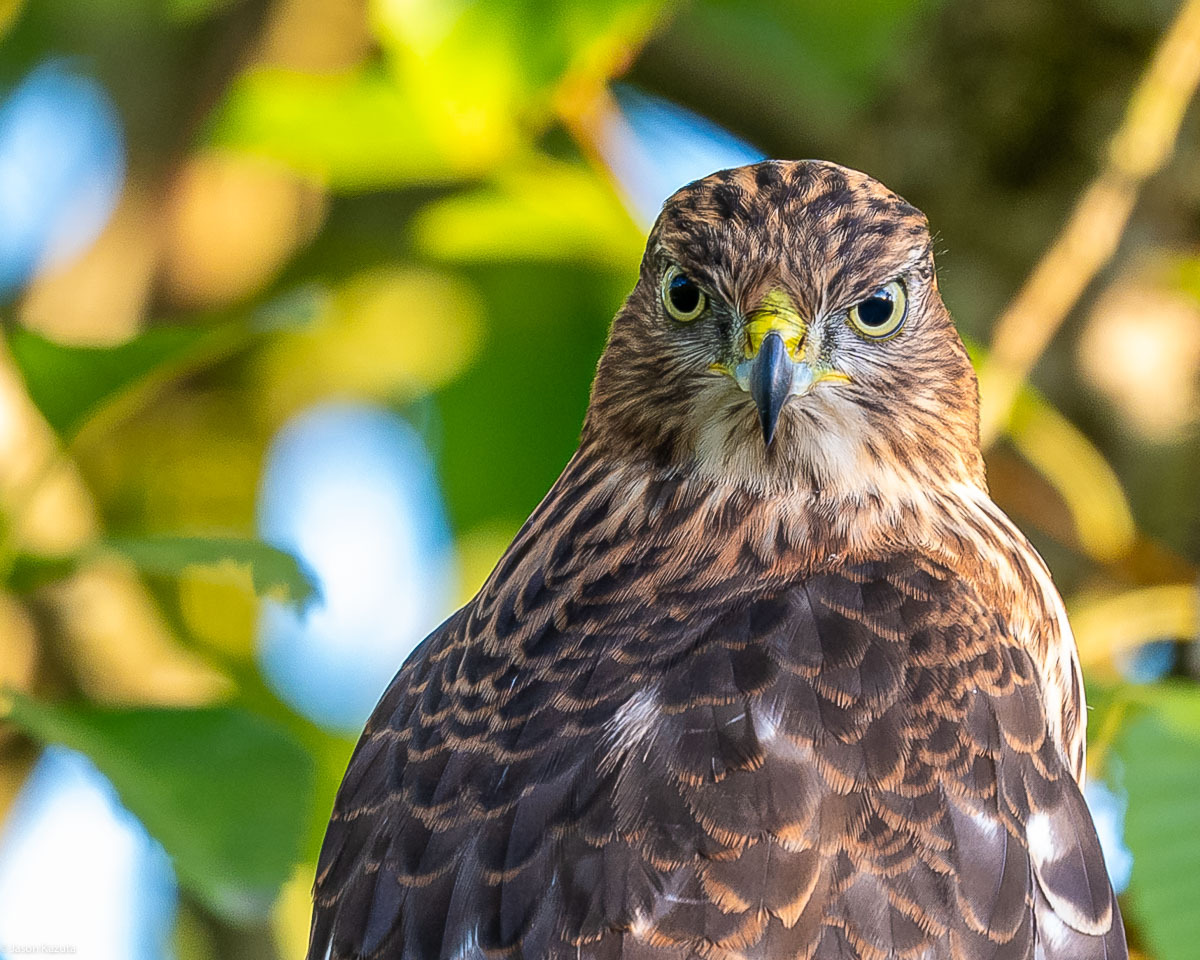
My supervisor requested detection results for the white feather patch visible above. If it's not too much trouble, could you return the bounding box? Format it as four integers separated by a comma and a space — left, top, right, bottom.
604, 685, 661, 768
1026, 810, 1060, 865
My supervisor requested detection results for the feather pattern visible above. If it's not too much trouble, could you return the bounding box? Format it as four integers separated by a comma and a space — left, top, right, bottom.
309, 453, 1123, 960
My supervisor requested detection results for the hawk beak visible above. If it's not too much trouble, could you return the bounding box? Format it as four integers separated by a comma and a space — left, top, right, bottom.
749, 332, 792, 447
734, 290, 850, 448
741, 291, 808, 448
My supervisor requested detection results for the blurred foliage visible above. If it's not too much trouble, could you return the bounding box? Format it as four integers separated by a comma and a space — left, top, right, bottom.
7, 325, 215, 438
1, 0, 1199, 958
7, 535, 317, 605
6, 694, 313, 924
1093, 684, 1200, 958
103, 535, 318, 608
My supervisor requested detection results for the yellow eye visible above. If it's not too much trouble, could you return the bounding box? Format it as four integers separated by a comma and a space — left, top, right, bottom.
662, 266, 707, 322
847, 280, 907, 339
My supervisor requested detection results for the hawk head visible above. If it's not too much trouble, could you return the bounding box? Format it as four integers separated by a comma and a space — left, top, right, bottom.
584, 160, 985, 497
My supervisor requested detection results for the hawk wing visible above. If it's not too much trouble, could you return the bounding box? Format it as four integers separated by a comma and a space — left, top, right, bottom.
308, 527, 1124, 959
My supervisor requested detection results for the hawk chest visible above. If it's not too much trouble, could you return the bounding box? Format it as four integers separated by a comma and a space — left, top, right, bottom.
590, 554, 1042, 853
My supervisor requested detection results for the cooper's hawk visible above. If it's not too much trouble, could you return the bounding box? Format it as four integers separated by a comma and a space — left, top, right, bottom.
308, 160, 1127, 960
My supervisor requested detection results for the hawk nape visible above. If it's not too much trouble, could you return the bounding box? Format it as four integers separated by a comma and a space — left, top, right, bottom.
308, 160, 1127, 960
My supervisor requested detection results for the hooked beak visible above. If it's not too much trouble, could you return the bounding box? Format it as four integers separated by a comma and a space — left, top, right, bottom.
732, 289, 850, 448
749, 332, 792, 447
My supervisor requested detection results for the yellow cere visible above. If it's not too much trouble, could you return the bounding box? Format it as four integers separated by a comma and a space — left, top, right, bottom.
743, 289, 808, 360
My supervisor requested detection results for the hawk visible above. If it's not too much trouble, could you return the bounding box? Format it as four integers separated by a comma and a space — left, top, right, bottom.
308, 160, 1127, 960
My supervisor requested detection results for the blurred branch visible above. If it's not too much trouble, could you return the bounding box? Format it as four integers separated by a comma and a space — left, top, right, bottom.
978, 0, 1200, 446
1008, 390, 1137, 563
1071, 583, 1199, 677
552, 8, 673, 213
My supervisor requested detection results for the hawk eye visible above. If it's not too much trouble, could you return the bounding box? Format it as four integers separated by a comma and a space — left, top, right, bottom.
847, 280, 907, 339
662, 266, 706, 322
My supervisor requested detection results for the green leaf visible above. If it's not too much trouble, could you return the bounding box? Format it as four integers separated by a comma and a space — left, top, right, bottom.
374, 0, 666, 96
1114, 684, 1200, 960
413, 159, 642, 267
208, 65, 492, 190
6, 536, 319, 607
5, 324, 210, 439
103, 535, 319, 608
5, 695, 315, 924
6, 551, 79, 593
210, 0, 668, 190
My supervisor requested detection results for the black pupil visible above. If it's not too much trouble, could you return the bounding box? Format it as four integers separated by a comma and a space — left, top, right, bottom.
669, 275, 701, 314
857, 290, 895, 327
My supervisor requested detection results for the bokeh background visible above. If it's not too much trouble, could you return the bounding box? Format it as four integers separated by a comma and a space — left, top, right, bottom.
0, 0, 1198, 957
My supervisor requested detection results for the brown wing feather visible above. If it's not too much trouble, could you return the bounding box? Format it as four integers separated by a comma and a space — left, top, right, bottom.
308, 459, 1125, 960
